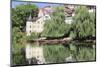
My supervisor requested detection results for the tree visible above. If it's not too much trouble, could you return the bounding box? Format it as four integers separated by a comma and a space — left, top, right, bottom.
41, 6, 71, 37
12, 4, 38, 32
12, 27, 26, 65
71, 6, 96, 39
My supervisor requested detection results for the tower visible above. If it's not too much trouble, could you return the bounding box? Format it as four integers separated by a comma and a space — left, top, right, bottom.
26, 13, 33, 36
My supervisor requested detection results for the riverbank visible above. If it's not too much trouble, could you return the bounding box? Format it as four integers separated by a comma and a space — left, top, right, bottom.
27, 36, 95, 45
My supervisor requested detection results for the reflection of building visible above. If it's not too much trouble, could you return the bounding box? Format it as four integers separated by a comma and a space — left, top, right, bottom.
26, 44, 45, 64
26, 6, 52, 36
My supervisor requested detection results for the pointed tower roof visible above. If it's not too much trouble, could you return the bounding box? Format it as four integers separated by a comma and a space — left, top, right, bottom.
27, 2, 33, 21
27, 13, 32, 21
32, 17, 37, 21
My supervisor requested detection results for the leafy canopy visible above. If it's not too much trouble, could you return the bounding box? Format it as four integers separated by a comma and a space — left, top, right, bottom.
12, 4, 38, 31
41, 6, 71, 37
72, 6, 96, 38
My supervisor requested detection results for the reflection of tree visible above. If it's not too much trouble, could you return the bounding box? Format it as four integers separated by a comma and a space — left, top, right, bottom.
27, 57, 40, 64
32, 57, 38, 64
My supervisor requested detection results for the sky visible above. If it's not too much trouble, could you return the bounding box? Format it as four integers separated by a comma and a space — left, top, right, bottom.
12, 1, 62, 8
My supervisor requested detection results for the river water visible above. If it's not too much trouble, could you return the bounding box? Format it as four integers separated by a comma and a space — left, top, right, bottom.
25, 41, 96, 64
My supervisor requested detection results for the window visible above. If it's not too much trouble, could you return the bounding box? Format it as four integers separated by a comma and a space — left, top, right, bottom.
40, 22, 41, 24
30, 30, 31, 33
45, 16, 48, 18
38, 25, 40, 28
37, 21, 39, 23
29, 52, 31, 56
37, 56, 39, 58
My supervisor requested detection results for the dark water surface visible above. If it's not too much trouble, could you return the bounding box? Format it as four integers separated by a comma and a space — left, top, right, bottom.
28, 41, 96, 64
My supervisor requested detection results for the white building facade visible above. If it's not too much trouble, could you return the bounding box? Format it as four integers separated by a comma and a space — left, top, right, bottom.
26, 6, 52, 36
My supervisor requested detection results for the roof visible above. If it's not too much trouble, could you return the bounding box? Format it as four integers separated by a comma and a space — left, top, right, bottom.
27, 13, 32, 21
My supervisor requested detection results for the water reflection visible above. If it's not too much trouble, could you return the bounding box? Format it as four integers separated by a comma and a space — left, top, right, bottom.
25, 41, 96, 64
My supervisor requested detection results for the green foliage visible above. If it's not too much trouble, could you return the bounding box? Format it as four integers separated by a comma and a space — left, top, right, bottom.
12, 27, 26, 46
76, 45, 96, 61
43, 43, 95, 63
12, 4, 38, 31
12, 4, 38, 65
11, 5, 96, 65
72, 6, 96, 38
12, 27, 26, 65
12, 46, 26, 65
41, 6, 71, 37
43, 45, 71, 63
69, 44, 77, 51
69, 31, 76, 39
52, 6, 65, 12
27, 32, 40, 40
